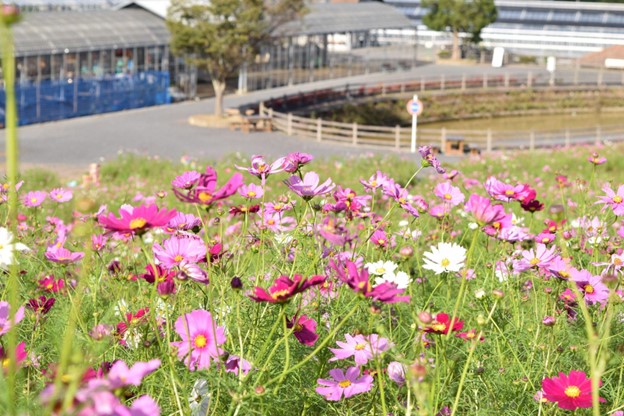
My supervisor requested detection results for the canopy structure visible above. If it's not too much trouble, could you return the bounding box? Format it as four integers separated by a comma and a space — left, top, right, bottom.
275, 2, 414, 37
11, 8, 169, 57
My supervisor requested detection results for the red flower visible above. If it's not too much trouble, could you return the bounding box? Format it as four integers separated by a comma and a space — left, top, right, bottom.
249, 274, 326, 303
424, 313, 463, 335
287, 314, 318, 346
98, 204, 176, 235
542, 370, 605, 410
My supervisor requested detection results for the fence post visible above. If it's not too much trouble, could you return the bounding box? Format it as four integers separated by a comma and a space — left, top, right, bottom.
597, 69, 604, 88
461, 74, 466, 91
36, 81, 41, 120
486, 129, 492, 153
73, 78, 78, 113
382, 82, 386, 96
440, 74, 445, 91
316, 118, 322, 142
287, 113, 293, 136
440, 127, 447, 153
420, 77, 425, 92
394, 125, 401, 150
565, 129, 570, 148
352, 123, 358, 146
529, 130, 535, 151
259, 101, 265, 115
483, 73, 488, 89
621, 71, 624, 86
504, 72, 510, 88
400, 82, 405, 94
527, 71, 533, 88
595, 125, 601, 145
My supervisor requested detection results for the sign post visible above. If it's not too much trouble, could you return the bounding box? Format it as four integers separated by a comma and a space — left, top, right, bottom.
406, 95, 423, 153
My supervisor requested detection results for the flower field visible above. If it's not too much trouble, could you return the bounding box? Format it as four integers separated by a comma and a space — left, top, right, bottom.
1, 145, 624, 415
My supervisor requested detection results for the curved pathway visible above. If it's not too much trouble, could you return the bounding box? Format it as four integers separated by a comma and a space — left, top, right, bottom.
0, 63, 609, 175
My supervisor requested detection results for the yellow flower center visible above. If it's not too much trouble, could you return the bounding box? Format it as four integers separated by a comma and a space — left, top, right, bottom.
431, 322, 447, 332
560, 271, 569, 279
398, 198, 406, 204
504, 190, 515, 196
564, 385, 581, 398
614, 258, 623, 266
584, 284, 594, 294
530, 258, 540, 266
441, 259, 450, 267
354, 343, 366, 351
443, 193, 452, 200
370, 180, 377, 187
377, 239, 386, 245
273, 204, 282, 211
375, 267, 386, 274
46, 283, 53, 289
56, 193, 63, 199
338, 380, 352, 388
129, 218, 147, 230
248, 191, 256, 197
31, 198, 38, 203
267, 219, 275, 225
194, 335, 207, 348
613, 196, 623, 204
198, 192, 212, 202
294, 324, 303, 332
2, 358, 10, 369
271, 289, 290, 300
174, 255, 184, 262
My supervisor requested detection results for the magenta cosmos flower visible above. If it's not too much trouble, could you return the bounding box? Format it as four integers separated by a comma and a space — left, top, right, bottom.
464, 194, 507, 226
418, 146, 445, 174
236, 155, 286, 180
596, 183, 624, 216
283, 152, 314, 173
107, 359, 161, 389
173, 166, 243, 206
484, 177, 534, 203
171, 310, 226, 371
571, 269, 610, 306
287, 314, 318, 346
542, 370, 604, 410
171, 171, 201, 189
284, 172, 335, 200
316, 366, 373, 401
98, 204, 176, 235
44, 245, 84, 264
152, 236, 206, 270
250, 274, 326, 303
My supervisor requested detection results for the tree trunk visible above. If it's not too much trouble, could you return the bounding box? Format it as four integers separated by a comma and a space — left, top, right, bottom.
452, 30, 461, 61
212, 79, 226, 116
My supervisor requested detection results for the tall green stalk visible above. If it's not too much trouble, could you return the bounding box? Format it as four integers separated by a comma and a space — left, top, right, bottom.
1, 12, 20, 416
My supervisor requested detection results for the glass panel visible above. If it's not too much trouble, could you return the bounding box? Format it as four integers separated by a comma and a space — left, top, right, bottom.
50, 54, 63, 80
136, 47, 145, 72
26, 56, 38, 80
79, 52, 89, 77
64, 52, 77, 80
39, 55, 51, 80
101, 49, 112, 76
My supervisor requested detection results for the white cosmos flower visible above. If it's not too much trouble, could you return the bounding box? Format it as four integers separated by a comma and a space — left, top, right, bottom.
365, 260, 398, 276
422, 242, 466, 275
189, 379, 210, 416
0, 227, 29, 269
374, 270, 411, 289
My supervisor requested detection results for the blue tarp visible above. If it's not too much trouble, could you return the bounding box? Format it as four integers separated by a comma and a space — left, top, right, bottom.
0, 71, 170, 126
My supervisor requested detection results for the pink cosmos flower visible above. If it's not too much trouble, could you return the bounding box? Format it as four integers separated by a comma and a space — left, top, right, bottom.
224, 354, 252, 376
513, 244, 558, 273
323, 187, 370, 218
0, 301, 24, 336
596, 183, 624, 216
283, 152, 314, 173
152, 236, 206, 269
485, 177, 533, 203
464, 194, 507, 226
370, 229, 389, 248
38, 275, 65, 293
171, 171, 201, 189
49, 188, 73, 203
178, 261, 210, 285
284, 172, 335, 200
418, 146, 445, 174
424, 313, 464, 335
107, 359, 161, 389
328, 259, 409, 303
316, 366, 373, 401
236, 155, 286, 180
329, 334, 387, 365
264, 201, 293, 215
260, 212, 296, 233
0, 341, 27, 372
287, 314, 318, 346
588, 152, 607, 165
91, 234, 108, 251
98, 204, 177, 235
171, 310, 226, 371
22, 191, 47, 207
434, 182, 465, 206
360, 171, 390, 191
387, 361, 406, 385
250, 274, 326, 303
173, 166, 243, 206
238, 183, 264, 199
542, 370, 604, 410
44, 245, 84, 264
571, 269, 610, 306
166, 212, 202, 233
383, 181, 420, 217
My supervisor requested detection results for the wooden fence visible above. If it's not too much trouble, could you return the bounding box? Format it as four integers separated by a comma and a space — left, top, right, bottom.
258, 72, 624, 153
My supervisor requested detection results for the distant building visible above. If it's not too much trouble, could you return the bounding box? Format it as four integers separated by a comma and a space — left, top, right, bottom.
385, 0, 624, 58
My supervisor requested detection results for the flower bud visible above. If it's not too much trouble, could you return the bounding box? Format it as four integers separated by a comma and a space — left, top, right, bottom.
417, 311, 432, 324
230, 276, 243, 290
0, 3, 21, 26
542, 316, 555, 327
387, 361, 406, 385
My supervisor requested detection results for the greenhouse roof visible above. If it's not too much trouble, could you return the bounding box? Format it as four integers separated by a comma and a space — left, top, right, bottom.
274, 2, 414, 36
11, 8, 169, 56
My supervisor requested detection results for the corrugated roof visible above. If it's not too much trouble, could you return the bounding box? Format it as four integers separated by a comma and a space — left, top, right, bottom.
11, 8, 169, 56
275, 2, 414, 36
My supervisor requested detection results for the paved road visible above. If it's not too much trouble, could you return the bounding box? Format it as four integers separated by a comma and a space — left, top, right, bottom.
0, 62, 613, 174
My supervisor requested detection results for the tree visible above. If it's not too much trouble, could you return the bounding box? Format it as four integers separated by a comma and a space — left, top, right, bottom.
167, 0, 305, 116
422, 0, 497, 61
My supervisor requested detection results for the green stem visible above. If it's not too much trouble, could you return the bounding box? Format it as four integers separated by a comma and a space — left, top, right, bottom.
1, 21, 19, 416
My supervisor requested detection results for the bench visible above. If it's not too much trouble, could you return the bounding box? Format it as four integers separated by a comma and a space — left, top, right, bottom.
444, 139, 466, 156
230, 115, 273, 133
